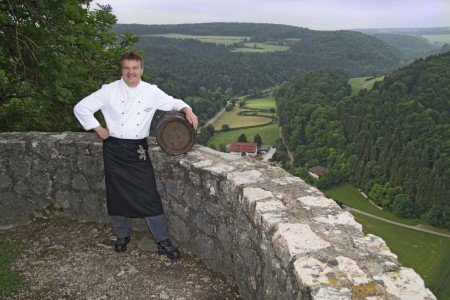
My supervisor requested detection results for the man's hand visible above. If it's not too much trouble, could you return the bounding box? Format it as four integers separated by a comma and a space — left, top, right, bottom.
93, 126, 110, 140
181, 108, 198, 130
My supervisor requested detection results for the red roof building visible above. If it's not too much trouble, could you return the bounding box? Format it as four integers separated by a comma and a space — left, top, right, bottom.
229, 142, 258, 157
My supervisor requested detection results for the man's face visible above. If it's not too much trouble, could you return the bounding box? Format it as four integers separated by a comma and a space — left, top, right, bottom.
121, 59, 144, 87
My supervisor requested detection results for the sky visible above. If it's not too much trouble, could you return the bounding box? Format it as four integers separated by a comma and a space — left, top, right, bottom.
92, 0, 450, 31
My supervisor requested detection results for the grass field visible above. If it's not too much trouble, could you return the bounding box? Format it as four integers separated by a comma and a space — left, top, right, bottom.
323, 183, 423, 226
231, 43, 290, 53
149, 33, 249, 45
354, 212, 450, 300
212, 106, 273, 130
208, 123, 279, 147
243, 96, 277, 110
150, 34, 294, 52
323, 183, 450, 299
422, 34, 450, 44
349, 76, 384, 96
209, 96, 278, 146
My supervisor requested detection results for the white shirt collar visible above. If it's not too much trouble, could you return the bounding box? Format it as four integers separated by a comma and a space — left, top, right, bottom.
119, 77, 142, 91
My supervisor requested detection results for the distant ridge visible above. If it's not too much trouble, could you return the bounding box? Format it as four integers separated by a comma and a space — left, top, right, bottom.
353, 26, 450, 35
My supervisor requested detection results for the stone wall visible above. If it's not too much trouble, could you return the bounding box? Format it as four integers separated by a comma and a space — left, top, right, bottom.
0, 132, 435, 300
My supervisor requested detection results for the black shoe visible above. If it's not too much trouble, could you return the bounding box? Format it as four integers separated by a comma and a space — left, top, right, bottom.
114, 236, 130, 252
157, 239, 180, 259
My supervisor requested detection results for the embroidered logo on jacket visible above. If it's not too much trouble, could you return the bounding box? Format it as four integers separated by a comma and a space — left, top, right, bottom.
144, 107, 153, 112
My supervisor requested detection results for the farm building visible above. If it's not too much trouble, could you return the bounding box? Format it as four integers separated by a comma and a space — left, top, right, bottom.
259, 145, 270, 154
308, 165, 326, 179
229, 142, 258, 157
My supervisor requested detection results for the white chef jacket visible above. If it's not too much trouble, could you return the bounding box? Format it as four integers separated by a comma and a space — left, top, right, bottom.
74, 78, 190, 139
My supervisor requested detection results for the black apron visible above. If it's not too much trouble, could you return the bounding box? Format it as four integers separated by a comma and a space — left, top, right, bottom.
103, 137, 164, 217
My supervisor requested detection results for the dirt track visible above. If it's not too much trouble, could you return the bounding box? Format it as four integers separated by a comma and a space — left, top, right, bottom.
344, 206, 450, 238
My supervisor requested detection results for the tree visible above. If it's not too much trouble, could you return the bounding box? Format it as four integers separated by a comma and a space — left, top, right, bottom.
253, 133, 263, 146
392, 194, 416, 218
196, 123, 215, 145
238, 133, 247, 142
218, 143, 227, 152
221, 124, 230, 131
0, 1, 138, 131
424, 205, 450, 229
224, 88, 234, 100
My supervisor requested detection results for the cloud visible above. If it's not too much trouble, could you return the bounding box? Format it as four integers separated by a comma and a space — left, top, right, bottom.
94, 0, 450, 30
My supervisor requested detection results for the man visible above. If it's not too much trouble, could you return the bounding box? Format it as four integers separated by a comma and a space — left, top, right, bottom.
74, 51, 198, 259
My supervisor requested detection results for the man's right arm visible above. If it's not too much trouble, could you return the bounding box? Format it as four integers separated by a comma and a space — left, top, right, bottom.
73, 89, 106, 138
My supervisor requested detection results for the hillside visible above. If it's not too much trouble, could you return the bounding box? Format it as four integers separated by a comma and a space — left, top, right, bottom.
354, 27, 450, 61
372, 34, 438, 61
274, 52, 450, 229
112, 23, 404, 98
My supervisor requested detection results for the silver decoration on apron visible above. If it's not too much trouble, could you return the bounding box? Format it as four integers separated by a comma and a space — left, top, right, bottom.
137, 145, 147, 160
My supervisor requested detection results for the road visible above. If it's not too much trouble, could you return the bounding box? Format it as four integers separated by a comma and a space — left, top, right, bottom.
205, 107, 226, 127
262, 146, 276, 161
344, 206, 450, 238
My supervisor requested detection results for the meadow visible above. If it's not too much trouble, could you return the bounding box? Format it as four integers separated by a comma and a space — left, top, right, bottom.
324, 183, 423, 226
323, 184, 450, 300
208, 96, 279, 147
150, 33, 249, 45
242, 96, 277, 110
355, 213, 450, 300
150, 33, 296, 53
212, 106, 273, 130
208, 123, 279, 147
230, 43, 290, 53
348, 76, 384, 96
422, 34, 450, 44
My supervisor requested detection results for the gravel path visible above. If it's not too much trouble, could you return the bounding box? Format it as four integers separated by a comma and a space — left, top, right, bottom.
1, 218, 242, 300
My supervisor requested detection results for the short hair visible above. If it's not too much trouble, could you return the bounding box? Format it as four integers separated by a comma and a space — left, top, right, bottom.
120, 51, 143, 68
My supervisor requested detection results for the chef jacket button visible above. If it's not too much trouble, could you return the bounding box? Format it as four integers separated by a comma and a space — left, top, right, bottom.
137, 124, 140, 126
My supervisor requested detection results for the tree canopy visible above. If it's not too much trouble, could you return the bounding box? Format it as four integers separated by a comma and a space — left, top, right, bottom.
0, 0, 137, 131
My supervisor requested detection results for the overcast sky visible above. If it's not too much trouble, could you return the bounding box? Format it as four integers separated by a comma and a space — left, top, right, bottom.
93, 0, 450, 31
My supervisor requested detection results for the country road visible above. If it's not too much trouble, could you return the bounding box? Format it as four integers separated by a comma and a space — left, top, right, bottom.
205, 107, 226, 127
344, 206, 450, 238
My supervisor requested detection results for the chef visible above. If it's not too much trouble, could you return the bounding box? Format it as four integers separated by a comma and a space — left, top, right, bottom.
74, 50, 198, 259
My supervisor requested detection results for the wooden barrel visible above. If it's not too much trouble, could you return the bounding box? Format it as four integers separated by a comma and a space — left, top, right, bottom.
156, 111, 196, 155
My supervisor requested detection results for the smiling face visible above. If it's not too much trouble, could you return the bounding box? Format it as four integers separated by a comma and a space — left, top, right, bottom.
121, 59, 144, 87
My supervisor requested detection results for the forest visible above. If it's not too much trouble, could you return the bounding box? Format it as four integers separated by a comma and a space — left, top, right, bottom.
273, 53, 450, 229
117, 22, 405, 99
0, 1, 448, 228
110, 23, 446, 132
